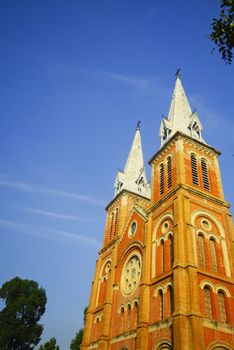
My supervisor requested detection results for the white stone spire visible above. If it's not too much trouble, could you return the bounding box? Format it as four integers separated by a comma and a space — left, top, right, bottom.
114, 123, 151, 198
159, 71, 205, 146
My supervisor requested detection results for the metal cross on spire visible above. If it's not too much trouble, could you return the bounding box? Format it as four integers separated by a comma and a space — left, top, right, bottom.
175, 68, 181, 78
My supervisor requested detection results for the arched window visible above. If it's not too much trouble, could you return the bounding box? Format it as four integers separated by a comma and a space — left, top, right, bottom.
198, 234, 205, 268
201, 158, 210, 191
156, 342, 172, 350
160, 163, 164, 195
120, 306, 125, 333
134, 301, 139, 326
218, 291, 227, 323
191, 154, 199, 186
204, 287, 213, 318
114, 208, 118, 235
167, 156, 172, 189
168, 235, 174, 268
210, 238, 218, 272
127, 304, 131, 330
161, 240, 164, 273
159, 290, 163, 320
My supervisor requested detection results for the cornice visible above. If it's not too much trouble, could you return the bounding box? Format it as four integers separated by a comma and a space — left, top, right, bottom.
148, 183, 230, 214
197, 270, 234, 285
99, 237, 118, 255
148, 131, 221, 166
105, 189, 150, 211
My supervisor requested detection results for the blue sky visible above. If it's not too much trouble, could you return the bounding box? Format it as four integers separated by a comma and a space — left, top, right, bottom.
1, 1, 234, 349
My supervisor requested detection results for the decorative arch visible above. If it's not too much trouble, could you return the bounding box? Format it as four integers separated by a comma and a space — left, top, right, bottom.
99, 258, 112, 278
191, 210, 225, 237
96, 258, 112, 307
94, 313, 103, 323
118, 304, 126, 313
215, 286, 231, 297
126, 301, 132, 310
207, 340, 233, 350
165, 231, 173, 240
153, 286, 165, 297
158, 237, 165, 246
196, 230, 208, 238
188, 150, 200, 158
153, 281, 173, 297
152, 213, 173, 278
116, 241, 143, 267
153, 338, 172, 350
152, 213, 174, 242
200, 280, 232, 297
200, 280, 216, 293
208, 233, 220, 243
191, 210, 231, 277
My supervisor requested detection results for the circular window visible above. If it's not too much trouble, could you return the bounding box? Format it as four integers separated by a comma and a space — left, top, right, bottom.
105, 262, 111, 274
128, 221, 137, 237
162, 221, 169, 233
120, 254, 141, 296
201, 219, 211, 231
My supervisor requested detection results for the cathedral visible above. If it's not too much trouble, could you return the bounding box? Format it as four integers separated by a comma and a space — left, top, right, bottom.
81, 73, 234, 350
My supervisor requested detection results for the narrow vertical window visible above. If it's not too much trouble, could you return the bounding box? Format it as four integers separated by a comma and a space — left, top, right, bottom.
159, 290, 163, 320
218, 291, 227, 323
161, 240, 164, 273
167, 156, 172, 189
198, 234, 205, 268
204, 287, 213, 318
169, 235, 174, 268
121, 307, 125, 333
114, 208, 118, 235
210, 238, 218, 272
134, 301, 138, 326
201, 158, 210, 191
191, 154, 199, 186
160, 163, 164, 195
109, 212, 114, 240
127, 304, 131, 329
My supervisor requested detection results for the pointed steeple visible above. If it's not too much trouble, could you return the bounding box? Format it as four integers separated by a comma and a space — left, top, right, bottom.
159, 71, 205, 146
114, 123, 151, 199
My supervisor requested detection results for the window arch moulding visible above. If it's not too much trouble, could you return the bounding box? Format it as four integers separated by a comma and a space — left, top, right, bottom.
152, 213, 173, 278
192, 210, 231, 277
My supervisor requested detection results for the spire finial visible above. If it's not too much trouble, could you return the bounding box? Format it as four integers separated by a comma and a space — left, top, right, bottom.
175, 68, 181, 78
136, 120, 141, 130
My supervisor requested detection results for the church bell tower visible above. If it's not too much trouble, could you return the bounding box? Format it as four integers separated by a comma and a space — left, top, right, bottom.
81, 73, 234, 350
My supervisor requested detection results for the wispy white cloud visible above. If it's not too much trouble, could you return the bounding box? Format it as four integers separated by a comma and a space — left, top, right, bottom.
0, 177, 106, 206
77, 67, 168, 98
100, 71, 150, 89
20, 207, 94, 223
0, 178, 32, 191
0, 218, 100, 247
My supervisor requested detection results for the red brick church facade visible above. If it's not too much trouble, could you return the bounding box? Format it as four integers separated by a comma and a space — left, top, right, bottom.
81, 74, 234, 350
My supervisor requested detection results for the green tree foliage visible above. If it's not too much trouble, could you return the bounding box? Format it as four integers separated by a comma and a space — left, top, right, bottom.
38, 337, 60, 350
70, 329, 83, 350
209, 0, 234, 64
0, 276, 47, 350
83, 307, 88, 323
70, 307, 87, 350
